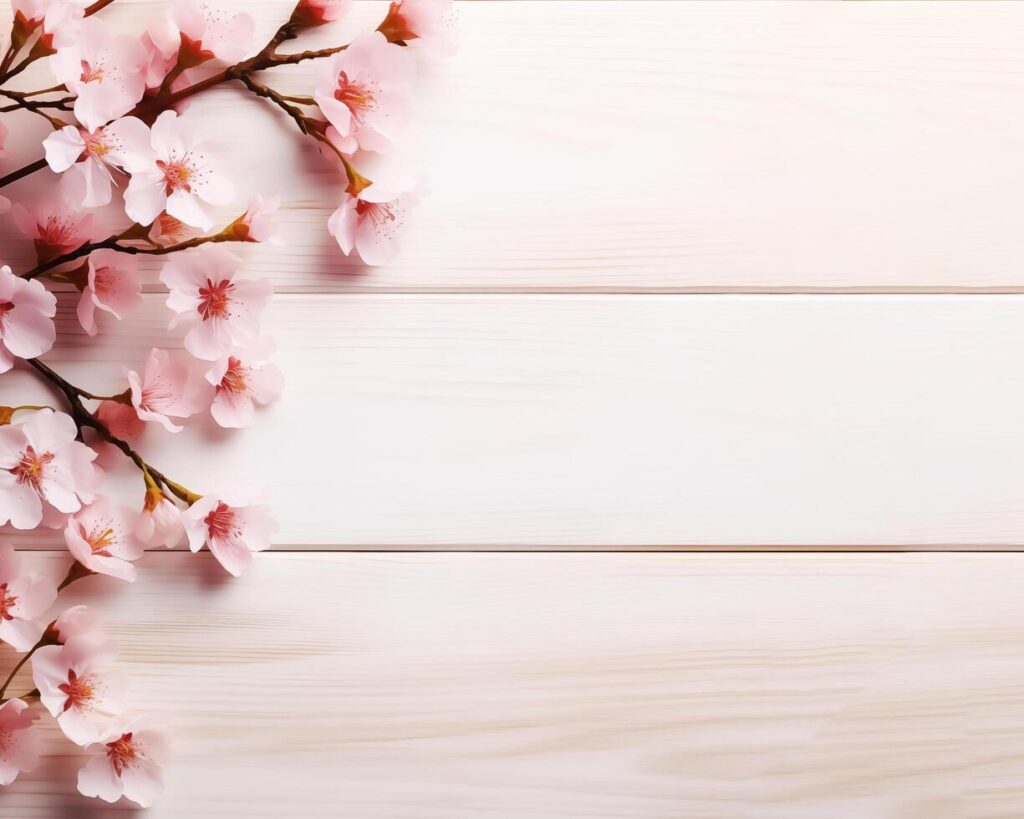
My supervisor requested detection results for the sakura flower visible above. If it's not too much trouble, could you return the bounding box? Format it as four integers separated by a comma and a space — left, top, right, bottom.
290, 0, 352, 28
0, 699, 40, 786
134, 485, 184, 549
314, 32, 413, 154
124, 110, 234, 230
169, 0, 255, 67
11, 0, 86, 45
53, 604, 113, 651
50, 18, 147, 127
64, 496, 145, 583
78, 716, 166, 807
12, 201, 92, 263
127, 348, 211, 432
160, 246, 272, 360
206, 340, 284, 428
0, 409, 99, 530
75, 249, 142, 336
0, 265, 57, 374
95, 400, 144, 445
140, 16, 180, 89
44, 117, 153, 209
148, 211, 198, 247
183, 494, 276, 576
33, 636, 127, 745
328, 174, 415, 266
377, 0, 457, 56
228, 194, 281, 244
0, 542, 58, 651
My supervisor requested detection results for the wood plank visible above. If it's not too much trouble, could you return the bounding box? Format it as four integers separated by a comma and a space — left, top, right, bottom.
1, 551, 1022, 818
6, 293, 1024, 548
6, 2, 1024, 291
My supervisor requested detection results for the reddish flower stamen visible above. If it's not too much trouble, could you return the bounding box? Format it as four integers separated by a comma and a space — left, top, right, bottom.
78, 522, 117, 557
219, 357, 249, 395
355, 200, 397, 229
58, 669, 96, 713
334, 70, 377, 123
0, 301, 12, 330
79, 59, 104, 83
0, 583, 18, 622
11, 445, 55, 493
106, 732, 138, 776
204, 502, 239, 540
156, 159, 193, 195
197, 278, 233, 321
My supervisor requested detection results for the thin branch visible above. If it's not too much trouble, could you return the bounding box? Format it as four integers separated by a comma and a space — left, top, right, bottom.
26, 359, 201, 506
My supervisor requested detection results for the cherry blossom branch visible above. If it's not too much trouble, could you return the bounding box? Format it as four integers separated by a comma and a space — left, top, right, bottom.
0, 11, 358, 189
21, 220, 251, 280
26, 358, 202, 506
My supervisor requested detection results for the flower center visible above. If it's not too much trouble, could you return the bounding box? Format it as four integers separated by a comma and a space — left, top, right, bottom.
11, 446, 55, 494
156, 158, 193, 195
78, 522, 117, 557
106, 732, 138, 776
37, 215, 76, 248
0, 583, 18, 622
219, 357, 249, 395
92, 265, 115, 298
355, 199, 400, 233
204, 502, 239, 541
334, 71, 377, 123
84, 129, 109, 159
0, 301, 11, 331
197, 278, 233, 321
58, 669, 98, 713
79, 59, 104, 83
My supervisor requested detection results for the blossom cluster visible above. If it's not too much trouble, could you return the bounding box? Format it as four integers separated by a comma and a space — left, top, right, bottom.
0, 0, 453, 806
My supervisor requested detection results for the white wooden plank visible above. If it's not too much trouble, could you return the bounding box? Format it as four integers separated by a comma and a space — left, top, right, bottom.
5, 293, 1024, 548
5, 2, 1024, 291
1, 551, 1022, 818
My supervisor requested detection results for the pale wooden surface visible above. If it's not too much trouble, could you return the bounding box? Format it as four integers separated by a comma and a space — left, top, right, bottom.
2, 1, 1024, 816
0, 552, 1021, 819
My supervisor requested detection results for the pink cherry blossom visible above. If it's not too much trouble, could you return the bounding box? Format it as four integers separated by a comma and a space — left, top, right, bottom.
33, 636, 127, 745
314, 32, 413, 154
124, 110, 234, 230
78, 716, 166, 807
0, 542, 58, 651
127, 348, 211, 433
95, 400, 144, 445
135, 485, 184, 549
50, 18, 147, 128
64, 495, 145, 583
53, 604, 113, 650
12, 201, 92, 263
148, 211, 198, 246
291, 0, 352, 28
328, 174, 415, 266
12, 0, 87, 41
44, 117, 153, 208
377, 0, 456, 56
160, 246, 272, 360
183, 494, 276, 576
230, 194, 281, 244
0, 699, 40, 786
0, 264, 57, 374
0, 409, 99, 530
140, 16, 179, 89
206, 340, 284, 428
169, 0, 255, 66
74, 249, 142, 336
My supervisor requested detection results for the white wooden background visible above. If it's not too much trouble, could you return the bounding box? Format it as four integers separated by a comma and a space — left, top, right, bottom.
3, 1, 1024, 816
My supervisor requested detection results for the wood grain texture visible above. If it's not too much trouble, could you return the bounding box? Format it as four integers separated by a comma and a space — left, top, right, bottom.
5, 1, 1024, 291
5, 293, 1024, 549
0, 552, 1021, 818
